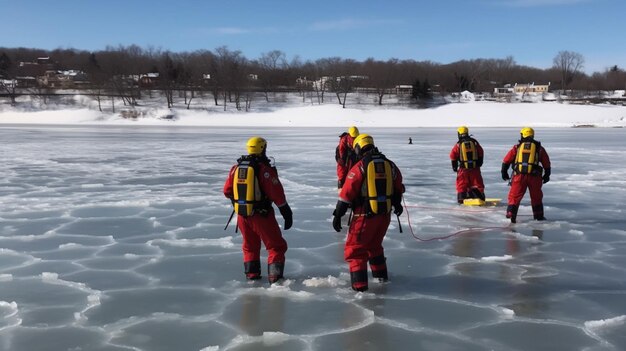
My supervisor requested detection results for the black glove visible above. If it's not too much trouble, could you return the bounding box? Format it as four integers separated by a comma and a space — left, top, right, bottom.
338, 179, 344, 189
392, 194, 403, 216
332, 215, 342, 232
332, 201, 349, 232
542, 168, 551, 184
477, 157, 483, 168
501, 163, 511, 181
451, 160, 458, 173
393, 203, 403, 216
279, 203, 293, 230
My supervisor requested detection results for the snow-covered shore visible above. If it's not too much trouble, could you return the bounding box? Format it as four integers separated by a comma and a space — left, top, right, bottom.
1, 101, 625, 127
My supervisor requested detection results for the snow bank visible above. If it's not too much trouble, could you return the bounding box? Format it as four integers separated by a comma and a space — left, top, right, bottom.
1, 101, 625, 127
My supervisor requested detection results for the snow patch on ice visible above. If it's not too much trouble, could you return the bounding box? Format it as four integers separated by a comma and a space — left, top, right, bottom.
0, 274, 13, 282
302, 275, 347, 288
59, 242, 83, 249
480, 255, 513, 262
584, 315, 626, 332
0, 301, 21, 331
261, 332, 290, 346
499, 307, 516, 319
569, 229, 584, 236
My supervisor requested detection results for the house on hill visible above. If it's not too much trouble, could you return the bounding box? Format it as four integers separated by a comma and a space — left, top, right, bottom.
37, 70, 89, 89
139, 73, 159, 88
16, 57, 56, 88
513, 83, 550, 94
493, 82, 550, 102
395, 85, 413, 95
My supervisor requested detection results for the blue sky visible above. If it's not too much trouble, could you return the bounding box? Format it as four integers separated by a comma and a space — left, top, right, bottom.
2, 0, 624, 73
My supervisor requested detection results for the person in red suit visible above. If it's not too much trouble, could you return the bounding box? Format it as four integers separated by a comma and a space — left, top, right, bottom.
449, 126, 485, 203
223, 136, 293, 284
501, 127, 551, 223
332, 134, 405, 292
335, 126, 360, 190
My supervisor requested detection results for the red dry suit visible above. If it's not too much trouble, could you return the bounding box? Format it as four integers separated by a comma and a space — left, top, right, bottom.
338, 151, 404, 291
449, 137, 485, 203
335, 133, 357, 189
223, 155, 288, 280
502, 140, 551, 220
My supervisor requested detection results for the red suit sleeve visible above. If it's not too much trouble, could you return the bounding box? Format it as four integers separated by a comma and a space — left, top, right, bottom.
449, 143, 460, 160
502, 145, 518, 164
477, 142, 484, 158
392, 162, 405, 195
540, 146, 551, 169
337, 136, 354, 183
338, 161, 364, 204
257, 162, 288, 207
223, 164, 237, 199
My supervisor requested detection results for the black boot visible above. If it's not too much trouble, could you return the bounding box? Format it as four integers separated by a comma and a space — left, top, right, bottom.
268, 262, 284, 284
457, 192, 466, 204
244, 260, 261, 280
469, 188, 485, 201
532, 204, 546, 221
350, 270, 368, 292
369, 255, 388, 282
506, 204, 519, 223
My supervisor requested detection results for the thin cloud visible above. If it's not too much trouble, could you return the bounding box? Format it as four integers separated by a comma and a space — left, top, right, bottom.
309, 18, 403, 31
195, 26, 279, 36
502, 0, 592, 7
213, 27, 250, 35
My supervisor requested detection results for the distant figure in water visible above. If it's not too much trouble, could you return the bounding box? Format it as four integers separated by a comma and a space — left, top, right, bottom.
408, 137, 413, 144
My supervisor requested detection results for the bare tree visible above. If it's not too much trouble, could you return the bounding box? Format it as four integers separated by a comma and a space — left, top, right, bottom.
323, 58, 361, 108
0, 51, 18, 105
553, 51, 584, 93
257, 50, 287, 102
85, 53, 109, 112
364, 58, 401, 105
213, 46, 249, 111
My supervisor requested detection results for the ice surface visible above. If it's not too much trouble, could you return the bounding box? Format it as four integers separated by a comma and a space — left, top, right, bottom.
0, 125, 625, 350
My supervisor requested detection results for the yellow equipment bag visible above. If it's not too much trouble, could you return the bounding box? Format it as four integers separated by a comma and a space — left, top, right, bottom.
463, 198, 501, 206
365, 155, 393, 215
232, 160, 261, 216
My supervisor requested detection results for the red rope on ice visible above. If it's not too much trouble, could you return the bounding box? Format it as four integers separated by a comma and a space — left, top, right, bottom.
404, 204, 498, 213
401, 197, 511, 242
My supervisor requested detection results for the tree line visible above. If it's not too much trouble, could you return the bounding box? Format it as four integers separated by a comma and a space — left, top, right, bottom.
1, 45, 625, 110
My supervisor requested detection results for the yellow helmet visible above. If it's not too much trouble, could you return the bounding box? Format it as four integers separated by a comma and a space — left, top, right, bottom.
353, 133, 374, 155
246, 136, 267, 155
520, 127, 534, 139
348, 126, 360, 138
457, 126, 469, 135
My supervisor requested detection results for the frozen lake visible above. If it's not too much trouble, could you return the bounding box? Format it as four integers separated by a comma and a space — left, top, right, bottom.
1, 125, 625, 351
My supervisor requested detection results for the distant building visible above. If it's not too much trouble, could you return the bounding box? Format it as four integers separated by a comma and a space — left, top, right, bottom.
494, 83, 550, 96
139, 73, 159, 88
395, 85, 413, 95
513, 83, 549, 94
494, 86, 514, 96
37, 70, 89, 88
